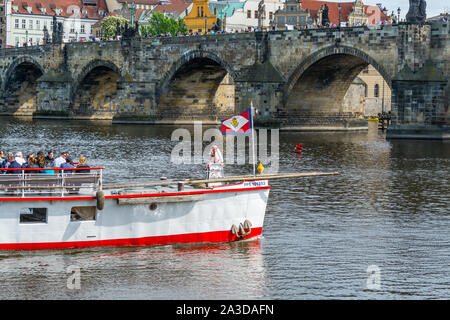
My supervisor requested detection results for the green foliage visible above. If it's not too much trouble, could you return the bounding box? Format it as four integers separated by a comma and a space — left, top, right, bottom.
101, 16, 129, 39
140, 12, 187, 36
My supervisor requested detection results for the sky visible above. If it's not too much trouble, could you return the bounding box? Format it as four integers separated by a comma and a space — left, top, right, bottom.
336, 1, 448, 19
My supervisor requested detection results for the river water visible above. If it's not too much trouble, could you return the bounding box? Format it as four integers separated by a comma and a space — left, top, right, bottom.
0, 118, 448, 300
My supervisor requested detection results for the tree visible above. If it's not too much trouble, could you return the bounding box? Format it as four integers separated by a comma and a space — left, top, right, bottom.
140, 12, 187, 37
101, 16, 129, 39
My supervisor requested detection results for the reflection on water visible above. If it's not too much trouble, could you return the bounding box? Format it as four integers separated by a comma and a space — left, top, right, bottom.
0, 119, 449, 299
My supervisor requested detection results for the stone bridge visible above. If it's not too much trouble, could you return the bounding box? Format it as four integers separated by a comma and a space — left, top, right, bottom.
0, 22, 448, 139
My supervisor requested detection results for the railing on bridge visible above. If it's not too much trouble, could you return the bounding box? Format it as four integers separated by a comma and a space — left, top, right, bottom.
0, 167, 103, 197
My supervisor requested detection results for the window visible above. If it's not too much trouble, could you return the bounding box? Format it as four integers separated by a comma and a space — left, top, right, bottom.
255, 11, 258, 19
269, 12, 273, 20
201, 6, 204, 17
15, 19, 19, 28
22, 19, 26, 29
70, 206, 96, 221
374, 84, 380, 98
29, 19, 33, 29
36, 20, 40, 30
20, 208, 47, 223
70, 23, 75, 33
81, 24, 85, 34
247, 10, 251, 18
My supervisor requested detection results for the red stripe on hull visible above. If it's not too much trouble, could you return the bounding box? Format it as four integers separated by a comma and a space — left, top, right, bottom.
0, 227, 263, 250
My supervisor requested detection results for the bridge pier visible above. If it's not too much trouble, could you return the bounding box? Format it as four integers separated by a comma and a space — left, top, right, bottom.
387, 61, 449, 140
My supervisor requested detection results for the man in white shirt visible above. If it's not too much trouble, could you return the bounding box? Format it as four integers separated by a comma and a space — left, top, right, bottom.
53, 152, 67, 168
15, 152, 26, 166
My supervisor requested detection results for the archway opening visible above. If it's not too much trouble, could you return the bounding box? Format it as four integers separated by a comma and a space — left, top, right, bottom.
285, 54, 391, 121
159, 57, 235, 120
2, 62, 43, 115
72, 66, 120, 117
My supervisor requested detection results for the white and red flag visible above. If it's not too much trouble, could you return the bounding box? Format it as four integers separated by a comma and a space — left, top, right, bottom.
220, 108, 252, 135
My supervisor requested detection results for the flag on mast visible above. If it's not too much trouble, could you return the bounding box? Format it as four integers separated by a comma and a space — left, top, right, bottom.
220, 108, 252, 135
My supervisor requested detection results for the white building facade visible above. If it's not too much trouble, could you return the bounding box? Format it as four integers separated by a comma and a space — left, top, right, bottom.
212, 0, 283, 32
5, 0, 107, 47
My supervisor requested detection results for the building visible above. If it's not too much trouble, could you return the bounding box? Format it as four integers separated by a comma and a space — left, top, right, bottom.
298, 0, 389, 27
5, 0, 109, 47
1, 0, 6, 47
358, 65, 391, 115
184, 0, 217, 33
273, 0, 312, 29
209, 0, 283, 32
152, 0, 192, 19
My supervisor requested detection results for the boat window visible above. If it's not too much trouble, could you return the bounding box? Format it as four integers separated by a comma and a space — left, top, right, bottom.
19, 208, 47, 223
70, 206, 96, 221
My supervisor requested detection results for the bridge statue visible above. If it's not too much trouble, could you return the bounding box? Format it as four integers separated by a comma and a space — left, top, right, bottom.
406, 0, 427, 23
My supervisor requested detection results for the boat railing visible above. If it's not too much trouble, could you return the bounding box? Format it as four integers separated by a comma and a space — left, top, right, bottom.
0, 167, 104, 197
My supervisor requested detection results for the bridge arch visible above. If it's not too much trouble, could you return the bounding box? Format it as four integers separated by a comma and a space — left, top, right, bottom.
1, 56, 45, 115
285, 46, 392, 116
71, 59, 122, 117
157, 50, 236, 119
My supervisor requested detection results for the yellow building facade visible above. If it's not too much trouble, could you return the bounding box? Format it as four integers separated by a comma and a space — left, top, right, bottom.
185, 0, 217, 34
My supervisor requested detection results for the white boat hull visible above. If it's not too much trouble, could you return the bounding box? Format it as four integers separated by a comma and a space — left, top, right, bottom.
0, 182, 270, 250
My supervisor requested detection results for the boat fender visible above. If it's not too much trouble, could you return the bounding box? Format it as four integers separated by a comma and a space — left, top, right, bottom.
231, 224, 238, 236
238, 223, 246, 238
96, 191, 105, 210
243, 219, 252, 230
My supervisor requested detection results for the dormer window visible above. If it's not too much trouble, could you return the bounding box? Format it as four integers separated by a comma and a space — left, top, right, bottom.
40, 7, 46, 14
55, 8, 62, 15
12, 5, 18, 12
26, 6, 32, 14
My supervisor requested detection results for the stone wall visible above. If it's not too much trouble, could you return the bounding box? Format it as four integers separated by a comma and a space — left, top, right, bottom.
0, 22, 447, 137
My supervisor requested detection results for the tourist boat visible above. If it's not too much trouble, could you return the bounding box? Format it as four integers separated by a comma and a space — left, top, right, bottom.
0, 148, 338, 250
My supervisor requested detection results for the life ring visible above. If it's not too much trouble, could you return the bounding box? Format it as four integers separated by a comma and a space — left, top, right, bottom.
294, 143, 303, 153
96, 190, 105, 210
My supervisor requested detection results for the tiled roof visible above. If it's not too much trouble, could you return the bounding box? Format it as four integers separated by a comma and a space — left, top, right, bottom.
152, 0, 191, 17
117, 0, 161, 4
302, 0, 389, 25
302, 0, 355, 24
10, 0, 108, 19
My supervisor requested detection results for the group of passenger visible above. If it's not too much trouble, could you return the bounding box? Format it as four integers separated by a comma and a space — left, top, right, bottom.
0, 150, 91, 174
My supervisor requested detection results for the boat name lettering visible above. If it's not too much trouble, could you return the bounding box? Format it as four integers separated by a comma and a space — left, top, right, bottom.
244, 181, 267, 187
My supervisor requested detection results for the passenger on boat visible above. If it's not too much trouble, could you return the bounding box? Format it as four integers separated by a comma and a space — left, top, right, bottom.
60, 156, 75, 173
22, 154, 39, 169
53, 152, 67, 168
45, 151, 54, 167
15, 152, 26, 166
36, 151, 46, 168
0, 150, 4, 163
76, 155, 90, 173
5, 153, 22, 174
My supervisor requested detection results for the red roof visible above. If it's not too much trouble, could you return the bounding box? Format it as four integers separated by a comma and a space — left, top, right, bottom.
302, 0, 354, 24
302, 0, 388, 25
11, 0, 108, 19
117, 0, 160, 4
152, 0, 190, 17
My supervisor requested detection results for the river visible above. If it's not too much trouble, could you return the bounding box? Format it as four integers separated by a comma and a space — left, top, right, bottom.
0, 118, 448, 299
